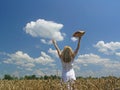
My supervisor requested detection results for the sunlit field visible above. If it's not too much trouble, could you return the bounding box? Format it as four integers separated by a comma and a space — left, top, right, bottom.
0, 76, 120, 90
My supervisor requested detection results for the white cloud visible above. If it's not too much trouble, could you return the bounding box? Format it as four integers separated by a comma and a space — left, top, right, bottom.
94, 41, 120, 55
24, 19, 64, 41
35, 51, 54, 65
75, 53, 110, 65
40, 39, 52, 45
3, 51, 34, 70
75, 53, 120, 69
3, 51, 55, 71
48, 48, 58, 58
74, 53, 120, 77
71, 37, 77, 42
115, 52, 120, 56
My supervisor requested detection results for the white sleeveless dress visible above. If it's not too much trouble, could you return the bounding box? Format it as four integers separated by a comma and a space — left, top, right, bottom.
61, 60, 76, 82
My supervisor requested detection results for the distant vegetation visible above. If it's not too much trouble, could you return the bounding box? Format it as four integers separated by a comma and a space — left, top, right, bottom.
2, 74, 60, 80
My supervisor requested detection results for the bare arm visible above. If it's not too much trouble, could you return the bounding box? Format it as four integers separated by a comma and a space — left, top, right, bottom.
73, 37, 81, 57
52, 39, 61, 58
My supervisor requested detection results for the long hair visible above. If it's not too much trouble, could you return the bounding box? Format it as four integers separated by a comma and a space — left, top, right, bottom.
61, 46, 74, 63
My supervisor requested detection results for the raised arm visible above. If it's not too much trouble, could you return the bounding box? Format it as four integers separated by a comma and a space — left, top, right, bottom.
73, 37, 81, 57
52, 39, 61, 58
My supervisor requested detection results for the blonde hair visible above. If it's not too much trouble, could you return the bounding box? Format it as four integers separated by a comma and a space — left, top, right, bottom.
61, 46, 74, 63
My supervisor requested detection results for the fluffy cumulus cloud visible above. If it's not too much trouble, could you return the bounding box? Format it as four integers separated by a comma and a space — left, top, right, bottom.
75, 53, 110, 66
94, 41, 120, 55
24, 19, 64, 41
1, 50, 60, 77
3, 51, 55, 71
74, 53, 120, 77
35, 51, 54, 65
48, 48, 58, 58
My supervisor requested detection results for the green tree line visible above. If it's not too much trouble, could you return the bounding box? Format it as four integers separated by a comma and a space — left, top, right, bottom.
2, 74, 61, 80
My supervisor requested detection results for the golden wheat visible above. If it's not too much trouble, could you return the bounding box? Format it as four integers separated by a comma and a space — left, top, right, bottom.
0, 78, 120, 90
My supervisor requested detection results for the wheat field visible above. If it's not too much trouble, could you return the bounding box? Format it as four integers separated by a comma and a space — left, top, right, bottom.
0, 77, 120, 90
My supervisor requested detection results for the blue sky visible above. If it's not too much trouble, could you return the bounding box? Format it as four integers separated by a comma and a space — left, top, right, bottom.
0, 0, 120, 78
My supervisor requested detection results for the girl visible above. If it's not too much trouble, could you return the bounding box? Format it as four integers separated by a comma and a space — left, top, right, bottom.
52, 36, 82, 89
